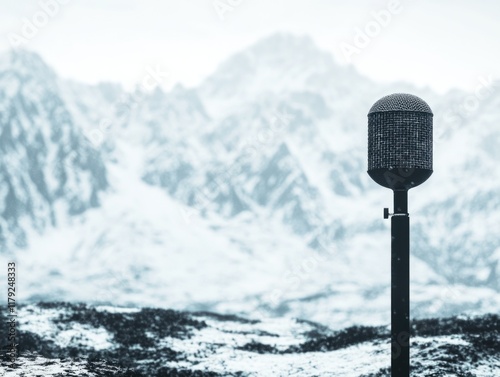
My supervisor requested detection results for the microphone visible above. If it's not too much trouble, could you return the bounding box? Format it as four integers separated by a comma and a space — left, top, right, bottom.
367, 93, 433, 190
367, 93, 434, 377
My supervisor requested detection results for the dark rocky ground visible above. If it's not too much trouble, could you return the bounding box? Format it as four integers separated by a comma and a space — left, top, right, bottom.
0, 302, 498, 376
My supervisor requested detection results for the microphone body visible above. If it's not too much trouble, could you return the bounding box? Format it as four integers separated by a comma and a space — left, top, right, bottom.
368, 93, 433, 190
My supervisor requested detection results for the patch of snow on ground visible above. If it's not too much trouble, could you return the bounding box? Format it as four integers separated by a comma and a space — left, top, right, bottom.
17, 306, 114, 351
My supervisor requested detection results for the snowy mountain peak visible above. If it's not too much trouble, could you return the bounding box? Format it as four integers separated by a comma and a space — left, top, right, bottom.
200, 33, 358, 101
249, 32, 327, 61
0, 49, 57, 85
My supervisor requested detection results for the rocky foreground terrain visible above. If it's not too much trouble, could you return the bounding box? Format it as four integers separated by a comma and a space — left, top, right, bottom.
0, 303, 498, 376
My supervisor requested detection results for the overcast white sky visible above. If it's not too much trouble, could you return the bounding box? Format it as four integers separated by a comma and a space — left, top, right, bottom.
0, 0, 498, 93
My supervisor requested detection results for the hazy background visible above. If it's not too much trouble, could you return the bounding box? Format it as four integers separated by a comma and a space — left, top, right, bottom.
1, 0, 499, 92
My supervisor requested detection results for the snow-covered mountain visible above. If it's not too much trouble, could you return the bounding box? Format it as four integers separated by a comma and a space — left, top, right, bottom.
0, 50, 108, 249
0, 34, 499, 329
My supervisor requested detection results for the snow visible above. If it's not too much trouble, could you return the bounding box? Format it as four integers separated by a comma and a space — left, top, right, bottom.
3, 355, 105, 377
17, 306, 114, 351
95, 305, 142, 314
1, 303, 498, 376
186, 343, 387, 377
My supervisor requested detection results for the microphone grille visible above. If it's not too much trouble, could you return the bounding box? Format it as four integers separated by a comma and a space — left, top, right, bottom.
368, 93, 433, 115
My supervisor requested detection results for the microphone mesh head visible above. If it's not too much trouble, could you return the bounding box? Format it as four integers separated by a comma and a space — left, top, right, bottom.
368, 93, 433, 114
368, 93, 433, 172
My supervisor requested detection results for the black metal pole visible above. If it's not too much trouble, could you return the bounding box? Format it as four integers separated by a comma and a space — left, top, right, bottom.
391, 189, 410, 377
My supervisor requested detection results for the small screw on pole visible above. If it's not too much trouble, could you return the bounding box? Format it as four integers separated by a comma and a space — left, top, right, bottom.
384, 208, 390, 219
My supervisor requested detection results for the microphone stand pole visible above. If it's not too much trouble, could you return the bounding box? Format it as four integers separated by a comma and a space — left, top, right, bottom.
388, 189, 410, 377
